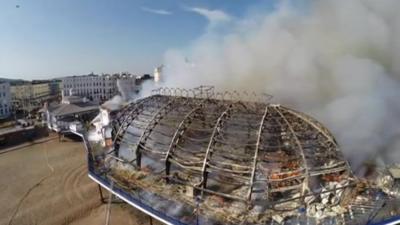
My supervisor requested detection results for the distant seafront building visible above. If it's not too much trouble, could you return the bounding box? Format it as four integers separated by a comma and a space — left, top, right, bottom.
43, 95, 98, 132
49, 79, 62, 96
61, 73, 140, 103
0, 82, 11, 119
11, 81, 51, 112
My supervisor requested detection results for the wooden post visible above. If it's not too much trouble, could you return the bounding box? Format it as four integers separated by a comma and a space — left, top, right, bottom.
98, 184, 105, 203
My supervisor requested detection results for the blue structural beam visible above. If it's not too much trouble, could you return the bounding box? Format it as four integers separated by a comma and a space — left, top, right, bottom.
370, 215, 400, 225
88, 171, 185, 225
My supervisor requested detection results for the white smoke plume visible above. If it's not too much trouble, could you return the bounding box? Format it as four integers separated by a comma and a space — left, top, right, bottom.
102, 95, 124, 111
102, 79, 139, 111
160, 0, 400, 170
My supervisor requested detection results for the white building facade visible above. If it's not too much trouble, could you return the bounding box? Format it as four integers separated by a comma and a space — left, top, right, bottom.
11, 82, 51, 112
0, 82, 11, 119
61, 73, 139, 103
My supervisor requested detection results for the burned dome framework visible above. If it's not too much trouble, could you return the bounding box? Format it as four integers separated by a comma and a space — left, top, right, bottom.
87, 86, 381, 224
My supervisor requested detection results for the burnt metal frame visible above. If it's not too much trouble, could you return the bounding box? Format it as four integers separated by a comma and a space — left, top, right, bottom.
133, 97, 190, 168
112, 96, 159, 152
200, 104, 234, 197
113, 101, 139, 128
280, 107, 353, 176
273, 105, 310, 196
246, 105, 269, 202
106, 88, 354, 210
164, 101, 207, 180
112, 97, 155, 132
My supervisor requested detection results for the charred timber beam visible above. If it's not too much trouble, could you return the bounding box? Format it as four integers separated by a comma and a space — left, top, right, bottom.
206, 162, 252, 174
247, 105, 269, 202
309, 165, 349, 176
273, 106, 310, 198
311, 160, 347, 171
200, 104, 234, 197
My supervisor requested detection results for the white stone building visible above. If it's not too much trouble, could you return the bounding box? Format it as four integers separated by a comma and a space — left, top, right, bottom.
61, 73, 139, 103
11, 82, 51, 112
0, 82, 11, 119
43, 95, 98, 132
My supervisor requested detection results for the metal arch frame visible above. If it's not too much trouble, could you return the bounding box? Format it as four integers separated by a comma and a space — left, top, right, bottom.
112, 97, 159, 140
246, 105, 269, 202
112, 96, 158, 152
164, 102, 207, 180
193, 85, 215, 99
112, 98, 146, 129
280, 106, 338, 146
200, 104, 233, 197
279, 106, 354, 176
88, 89, 368, 224
133, 97, 189, 168
112, 96, 158, 140
272, 106, 310, 197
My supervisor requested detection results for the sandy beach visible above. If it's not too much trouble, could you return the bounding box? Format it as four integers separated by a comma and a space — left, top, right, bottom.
0, 136, 162, 225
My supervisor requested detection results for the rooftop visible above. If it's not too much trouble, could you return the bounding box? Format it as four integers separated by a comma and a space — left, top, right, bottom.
86, 87, 366, 224
46, 95, 98, 116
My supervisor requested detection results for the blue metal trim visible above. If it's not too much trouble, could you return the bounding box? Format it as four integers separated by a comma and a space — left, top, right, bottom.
371, 215, 400, 225
88, 171, 186, 225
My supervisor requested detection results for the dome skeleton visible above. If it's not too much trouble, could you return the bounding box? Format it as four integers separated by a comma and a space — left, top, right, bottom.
109, 86, 352, 208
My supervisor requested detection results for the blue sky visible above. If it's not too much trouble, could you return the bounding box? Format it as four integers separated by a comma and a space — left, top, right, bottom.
0, 0, 282, 79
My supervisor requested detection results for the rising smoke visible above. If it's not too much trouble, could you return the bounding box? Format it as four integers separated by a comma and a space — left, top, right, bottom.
101, 79, 137, 111
160, 0, 400, 170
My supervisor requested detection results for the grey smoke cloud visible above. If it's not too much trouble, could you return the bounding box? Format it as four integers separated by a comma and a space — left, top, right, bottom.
160, 0, 400, 169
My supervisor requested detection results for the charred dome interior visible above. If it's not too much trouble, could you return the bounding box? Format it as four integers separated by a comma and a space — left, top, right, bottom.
89, 86, 369, 224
